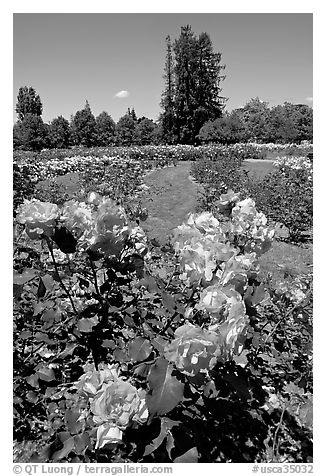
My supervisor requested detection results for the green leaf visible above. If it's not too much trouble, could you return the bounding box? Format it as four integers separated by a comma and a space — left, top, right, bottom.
41, 274, 57, 292
13, 268, 38, 285
52, 226, 77, 254
152, 336, 169, 354
26, 391, 38, 404
37, 366, 56, 382
37, 277, 47, 298
113, 348, 128, 363
77, 316, 99, 333
34, 332, 54, 344
26, 373, 39, 388
161, 291, 176, 313
128, 337, 152, 362
223, 371, 252, 401
102, 339, 115, 349
174, 446, 198, 463
233, 349, 249, 368
146, 357, 184, 417
297, 397, 313, 429
51, 432, 76, 461
33, 302, 46, 316
64, 409, 83, 435
74, 433, 91, 455
143, 417, 180, 457
139, 273, 160, 293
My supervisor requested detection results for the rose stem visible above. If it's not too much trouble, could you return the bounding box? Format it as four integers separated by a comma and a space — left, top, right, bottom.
45, 236, 78, 315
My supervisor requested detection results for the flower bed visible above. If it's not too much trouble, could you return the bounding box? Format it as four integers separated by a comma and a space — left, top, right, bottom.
13, 189, 312, 463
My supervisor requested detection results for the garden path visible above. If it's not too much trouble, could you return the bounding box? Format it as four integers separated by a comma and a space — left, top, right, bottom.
140, 161, 202, 244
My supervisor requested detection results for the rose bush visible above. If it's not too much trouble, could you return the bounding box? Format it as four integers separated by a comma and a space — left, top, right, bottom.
13, 184, 312, 463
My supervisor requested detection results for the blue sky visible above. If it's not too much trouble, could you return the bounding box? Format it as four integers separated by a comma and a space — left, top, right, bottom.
13, 13, 313, 123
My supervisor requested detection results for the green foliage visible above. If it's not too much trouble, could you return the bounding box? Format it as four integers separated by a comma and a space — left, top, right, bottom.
13, 163, 37, 210
160, 26, 226, 145
49, 116, 71, 149
135, 118, 157, 145
146, 358, 185, 417
13, 180, 312, 462
249, 168, 313, 242
16, 86, 43, 121
198, 99, 313, 145
70, 101, 97, 147
268, 103, 313, 143
13, 114, 48, 151
160, 35, 176, 144
116, 113, 137, 146
198, 110, 247, 144
95, 112, 116, 146
192, 150, 312, 244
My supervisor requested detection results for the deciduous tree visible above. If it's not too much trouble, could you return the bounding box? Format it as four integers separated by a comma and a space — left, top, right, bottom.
16, 86, 43, 121
49, 115, 71, 148
71, 100, 97, 147
13, 113, 47, 151
96, 111, 116, 146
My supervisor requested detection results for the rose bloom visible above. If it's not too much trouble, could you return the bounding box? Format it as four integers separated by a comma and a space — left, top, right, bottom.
196, 285, 228, 319
211, 299, 249, 357
231, 198, 256, 223
75, 363, 119, 397
89, 197, 129, 257
197, 284, 244, 322
218, 253, 257, 292
172, 223, 202, 253
91, 379, 148, 448
129, 226, 148, 256
219, 189, 240, 206
187, 211, 221, 235
215, 190, 240, 216
60, 200, 94, 240
16, 199, 59, 239
164, 323, 223, 376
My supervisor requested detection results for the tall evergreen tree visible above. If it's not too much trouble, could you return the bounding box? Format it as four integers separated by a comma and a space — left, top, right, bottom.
160, 26, 226, 144
16, 86, 43, 121
193, 33, 226, 136
173, 25, 198, 144
160, 35, 176, 144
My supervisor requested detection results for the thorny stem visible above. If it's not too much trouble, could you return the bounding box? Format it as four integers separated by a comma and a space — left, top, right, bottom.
271, 404, 286, 462
88, 255, 102, 301
45, 236, 78, 315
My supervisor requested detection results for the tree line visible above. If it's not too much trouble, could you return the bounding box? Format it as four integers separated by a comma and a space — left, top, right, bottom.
13, 25, 313, 151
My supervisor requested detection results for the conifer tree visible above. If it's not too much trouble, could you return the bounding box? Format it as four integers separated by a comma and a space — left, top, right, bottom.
160, 35, 176, 144
160, 26, 226, 144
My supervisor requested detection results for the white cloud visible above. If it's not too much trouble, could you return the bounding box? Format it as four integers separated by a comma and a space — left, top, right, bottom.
114, 90, 130, 99
306, 97, 313, 102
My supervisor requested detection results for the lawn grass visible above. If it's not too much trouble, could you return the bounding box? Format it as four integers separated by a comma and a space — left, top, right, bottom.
34, 160, 312, 281
259, 240, 312, 284
140, 162, 200, 244
140, 161, 312, 282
